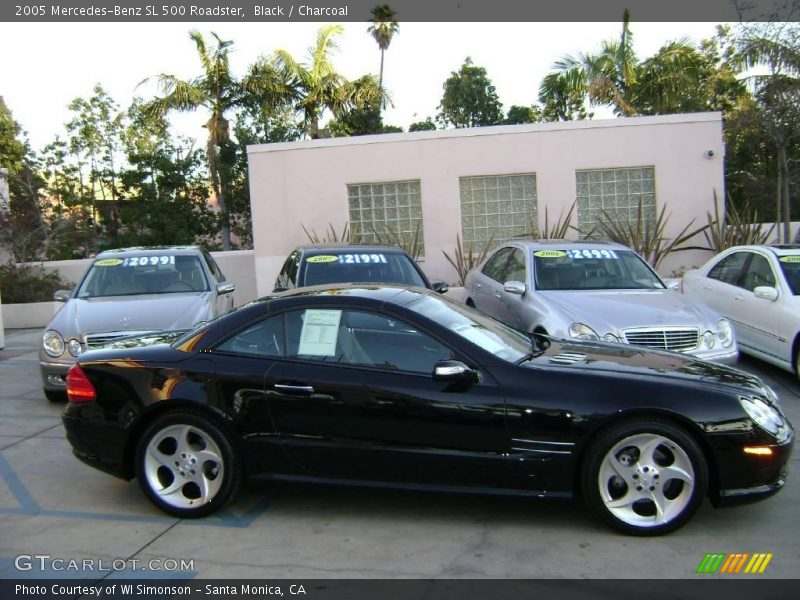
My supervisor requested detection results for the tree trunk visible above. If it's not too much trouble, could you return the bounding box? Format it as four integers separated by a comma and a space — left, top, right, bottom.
776, 159, 782, 242
379, 50, 385, 104
779, 144, 791, 243
207, 144, 232, 251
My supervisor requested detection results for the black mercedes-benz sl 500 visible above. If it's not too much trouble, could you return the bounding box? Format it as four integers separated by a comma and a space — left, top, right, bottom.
62, 286, 793, 535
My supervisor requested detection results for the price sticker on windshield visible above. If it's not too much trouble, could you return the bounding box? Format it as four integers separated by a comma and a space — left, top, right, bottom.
533, 250, 567, 258
306, 255, 339, 263
121, 256, 176, 267
566, 249, 620, 259
336, 253, 388, 264
779, 256, 800, 263
94, 258, 123, 267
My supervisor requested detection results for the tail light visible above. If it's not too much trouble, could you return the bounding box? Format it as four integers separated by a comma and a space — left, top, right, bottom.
66, 365, 96, 403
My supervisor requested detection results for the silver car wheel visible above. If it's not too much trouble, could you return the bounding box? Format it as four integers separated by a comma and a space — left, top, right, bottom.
597, 433, 695, 528
143, 423, 225, 510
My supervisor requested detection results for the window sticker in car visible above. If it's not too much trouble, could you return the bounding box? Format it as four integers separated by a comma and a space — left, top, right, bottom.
337, 253, 388, 264
298, 309, 342, 357
565, 249, 620, 260
779, 256, 800, 263
306, 255, 339, 263
94, 258, 124, 267
533, 250, 567, 258
121, 256, 176, 267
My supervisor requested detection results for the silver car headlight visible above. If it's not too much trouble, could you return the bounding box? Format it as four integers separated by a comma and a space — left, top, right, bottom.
42, 330, 65, 358
569, 323, 599, 341
67, 338, 83, 357
717, 318, 734, 348
701, 331, 716, 349
603, 333, 620, 343
740, 396, 784, 436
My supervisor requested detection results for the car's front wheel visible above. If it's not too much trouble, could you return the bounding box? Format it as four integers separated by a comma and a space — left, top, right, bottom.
135, 411, 242, 517
582, 419, 708, 536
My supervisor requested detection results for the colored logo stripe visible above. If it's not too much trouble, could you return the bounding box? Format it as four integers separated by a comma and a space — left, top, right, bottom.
745, 553, 773, 574
697, 553, 726, 574
696, 553, 773, 574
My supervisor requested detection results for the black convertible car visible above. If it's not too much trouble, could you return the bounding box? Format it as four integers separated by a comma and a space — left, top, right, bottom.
62, 286, 793, 535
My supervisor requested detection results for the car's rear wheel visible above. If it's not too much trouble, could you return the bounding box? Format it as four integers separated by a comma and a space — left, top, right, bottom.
135, 411, 241, 518
582, 419, 707, 536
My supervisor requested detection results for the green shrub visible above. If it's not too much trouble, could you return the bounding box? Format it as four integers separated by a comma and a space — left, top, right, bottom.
0, 262, 74, 304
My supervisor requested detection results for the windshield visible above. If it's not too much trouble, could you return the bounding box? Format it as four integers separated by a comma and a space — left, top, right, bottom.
533, 248, 665, 291
302, 251, 427, 287
778, 255, 800, 295
76, 254, 209, 298
405, 294, 530, 363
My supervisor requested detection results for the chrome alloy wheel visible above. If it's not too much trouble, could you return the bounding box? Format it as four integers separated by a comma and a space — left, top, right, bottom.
597, 433, 695, 528
143, 424, 225, 510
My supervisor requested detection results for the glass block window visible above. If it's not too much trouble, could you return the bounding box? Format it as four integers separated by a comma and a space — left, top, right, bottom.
576, 167, 656, 237
347, 180, 424, 254
459, 174, 537, 247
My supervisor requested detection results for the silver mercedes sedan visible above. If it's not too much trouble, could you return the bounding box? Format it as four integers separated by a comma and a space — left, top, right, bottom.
464, 240, 738, 364
39, 246, 236, 401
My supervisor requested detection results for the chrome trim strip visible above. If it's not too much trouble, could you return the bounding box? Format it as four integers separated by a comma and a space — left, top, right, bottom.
512, 438, 575, 446
511, 447, 572, 455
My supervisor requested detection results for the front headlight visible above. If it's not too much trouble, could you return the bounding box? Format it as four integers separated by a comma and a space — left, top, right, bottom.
603, 333, 620, 343
702, 331, 716, 349
568, 323, 599, 341
740, 396, 784, 436
67, 339, 83, 357
717, 318, 734, 348
42, 330, 65, 358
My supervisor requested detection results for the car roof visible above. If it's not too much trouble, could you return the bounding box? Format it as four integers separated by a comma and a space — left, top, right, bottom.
271, 283, 427, 305
505, 239, 632, 251
724, 244, 800, 257
94, 246, 203, 257
297, 243, 408, 254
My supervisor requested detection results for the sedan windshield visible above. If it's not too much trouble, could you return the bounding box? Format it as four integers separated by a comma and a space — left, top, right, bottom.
76, 254, 209, 298
533, 248, 666, 291
778, 255, 800, 295
405, 295, 530, 363
303, 251, 427, 287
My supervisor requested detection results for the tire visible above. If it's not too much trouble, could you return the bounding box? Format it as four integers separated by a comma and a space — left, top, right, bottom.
581, 418, 708, 536
44, 389, 67, 403
466, 298, 476, 308
135, 411, 242, 518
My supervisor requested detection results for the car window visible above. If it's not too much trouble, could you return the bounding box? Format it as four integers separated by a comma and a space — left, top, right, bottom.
301, 251, 426, 288
532, 248, 664, 290
76, 254, 210, 298
276, 250, 301, 289
216, 315, 284, 357
203, 250, 225, 282
742, 254, 776, 292
778, 255, 800, 295
505, 248, 527, 282
482, 248, 513, 282
707, 252, 749, 287
263, 308, 452, 373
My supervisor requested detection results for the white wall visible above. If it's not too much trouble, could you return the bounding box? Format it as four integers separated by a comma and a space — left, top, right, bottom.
248, 113, 725, 296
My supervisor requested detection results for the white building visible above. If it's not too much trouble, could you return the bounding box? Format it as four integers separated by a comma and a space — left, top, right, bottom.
247, 112, 724, 296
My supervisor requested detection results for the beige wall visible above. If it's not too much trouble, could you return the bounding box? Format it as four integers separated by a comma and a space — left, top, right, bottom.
248, 113, 726, 295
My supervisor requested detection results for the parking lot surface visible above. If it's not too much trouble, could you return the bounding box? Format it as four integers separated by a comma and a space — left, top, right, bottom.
0, 328, 797, 579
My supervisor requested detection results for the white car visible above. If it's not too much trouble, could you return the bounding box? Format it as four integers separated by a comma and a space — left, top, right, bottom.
683, 244, 800, 376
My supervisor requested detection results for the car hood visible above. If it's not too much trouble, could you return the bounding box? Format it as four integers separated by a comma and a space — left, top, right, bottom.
49, 293, 214, 336
526, 338, 765, 396
541, 289, 715, 332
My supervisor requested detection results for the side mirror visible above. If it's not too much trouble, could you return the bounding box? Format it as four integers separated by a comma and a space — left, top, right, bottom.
53, 289, 71, 302
664, 278, 682, 291
504, 280, 527, 296
432, 359, 479, 384
432, 281, 449, 294
273, 286, 288, 293
216, 282, 236, 295
753, 286, 779, 301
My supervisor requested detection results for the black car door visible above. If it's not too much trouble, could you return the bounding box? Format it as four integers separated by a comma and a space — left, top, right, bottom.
264, 307, 509, 488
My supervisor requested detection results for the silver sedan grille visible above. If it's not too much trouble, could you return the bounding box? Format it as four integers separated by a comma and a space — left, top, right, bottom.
84, 331, 155, 349
622, 327, 699, 352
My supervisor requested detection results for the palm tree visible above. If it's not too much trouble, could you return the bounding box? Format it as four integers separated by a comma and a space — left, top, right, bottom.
539, 10, 703, 118
368, 4, 400, 96
737, 25, 800, 242
143, 31, 243, 250
273, 25, 384, 139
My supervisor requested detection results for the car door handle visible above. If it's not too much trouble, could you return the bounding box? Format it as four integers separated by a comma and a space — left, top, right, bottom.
274, 384, 315, 394
704, 285, 712, 291
734, 295, 744, 302
494, 292, 502, 298
476, 283, 482, 289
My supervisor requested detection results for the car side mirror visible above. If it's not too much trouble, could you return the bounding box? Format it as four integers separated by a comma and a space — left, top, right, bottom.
53, 289, 71, 302
433, 360, 479, 383
216, 282, 236, 295
273, 286, 288, 293
753, 286, 779, 301
504, 281, 527, 296
664, 278, 682, 291
432, 281, 449, 294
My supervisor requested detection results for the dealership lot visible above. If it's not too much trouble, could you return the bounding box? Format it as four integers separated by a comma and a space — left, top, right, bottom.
0, 328, 797, 579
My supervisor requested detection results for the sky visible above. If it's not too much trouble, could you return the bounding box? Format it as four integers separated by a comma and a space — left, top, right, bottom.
0, 21, 725, 152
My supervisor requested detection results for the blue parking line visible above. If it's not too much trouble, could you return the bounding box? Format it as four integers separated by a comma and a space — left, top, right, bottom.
0, 452, 41, 513
0, 448, 273, 527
